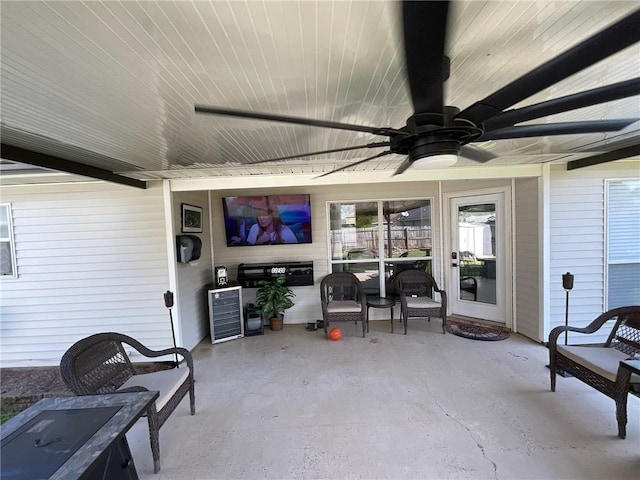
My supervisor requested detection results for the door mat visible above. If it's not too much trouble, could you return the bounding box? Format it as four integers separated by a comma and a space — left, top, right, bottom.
446, 320, 510, 341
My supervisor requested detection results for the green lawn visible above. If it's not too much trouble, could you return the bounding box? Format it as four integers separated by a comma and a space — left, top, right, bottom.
1, 411, 17, 424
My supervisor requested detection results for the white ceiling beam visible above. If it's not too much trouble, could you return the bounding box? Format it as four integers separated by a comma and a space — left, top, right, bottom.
168, 164, 544, 192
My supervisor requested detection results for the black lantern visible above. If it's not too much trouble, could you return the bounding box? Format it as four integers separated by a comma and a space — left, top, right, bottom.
562, 272, 574, 345
562, 272, 574, 291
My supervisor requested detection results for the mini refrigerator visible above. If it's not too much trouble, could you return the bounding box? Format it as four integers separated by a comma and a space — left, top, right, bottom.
208, 286, 244, 343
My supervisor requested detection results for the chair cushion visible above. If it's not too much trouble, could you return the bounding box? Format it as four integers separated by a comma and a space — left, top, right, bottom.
327, 300, 362, 313
120, 367, 189, 411
557, 345, 640, 383
405, 296, 440, 309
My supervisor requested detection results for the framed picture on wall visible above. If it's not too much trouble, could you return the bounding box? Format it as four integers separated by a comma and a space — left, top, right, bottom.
182, 204, 203, 233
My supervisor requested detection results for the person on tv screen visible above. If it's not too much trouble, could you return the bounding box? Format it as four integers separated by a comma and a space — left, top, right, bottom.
246, 199, 298, 245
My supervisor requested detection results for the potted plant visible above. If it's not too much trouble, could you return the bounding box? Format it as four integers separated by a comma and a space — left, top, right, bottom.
255, 276, 295, 331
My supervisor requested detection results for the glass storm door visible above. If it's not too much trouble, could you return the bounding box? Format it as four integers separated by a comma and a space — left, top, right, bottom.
450, 193, 506, 323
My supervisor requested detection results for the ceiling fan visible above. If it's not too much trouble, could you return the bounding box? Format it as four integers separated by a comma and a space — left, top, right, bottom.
195, 1, 640, 177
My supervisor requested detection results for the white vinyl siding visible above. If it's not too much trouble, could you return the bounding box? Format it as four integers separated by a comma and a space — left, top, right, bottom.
0, 182, 172, 367
546, 162, 640, 344
606, 179, 640, 309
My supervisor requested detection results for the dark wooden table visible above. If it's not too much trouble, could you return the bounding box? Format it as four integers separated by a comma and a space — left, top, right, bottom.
619, 357, 640, 376
1, 391, 158, 480
616, 357, 640, 440
366, 296, 396, 332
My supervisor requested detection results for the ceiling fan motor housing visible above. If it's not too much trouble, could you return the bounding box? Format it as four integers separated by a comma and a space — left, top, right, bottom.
392, 106, 484, 162
406, 136, 460, 162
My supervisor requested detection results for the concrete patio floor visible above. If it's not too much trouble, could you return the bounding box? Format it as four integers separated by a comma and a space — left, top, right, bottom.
126, 319, 640, 480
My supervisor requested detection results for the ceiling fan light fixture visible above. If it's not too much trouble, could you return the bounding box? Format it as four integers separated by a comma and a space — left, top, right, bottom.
412, 154, 458, 169
407, 138, 460, 169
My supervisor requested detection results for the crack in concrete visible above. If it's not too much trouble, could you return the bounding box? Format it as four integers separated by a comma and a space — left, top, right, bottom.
427, 385, 499, 480
508, 351, 529, 361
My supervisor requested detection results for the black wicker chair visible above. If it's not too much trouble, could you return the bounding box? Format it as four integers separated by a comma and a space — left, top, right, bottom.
460, 276, 478, 301
60, 332, 196, 473
320, 272, 367, 338
548, 306, 640, 439
394, 269, 447, 334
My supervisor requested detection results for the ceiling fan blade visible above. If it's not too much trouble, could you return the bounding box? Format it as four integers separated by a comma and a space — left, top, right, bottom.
477, 119, 638, 141
458, 8, 640, 125
483, 78, 640, 132
246, 142, 391, 165
460, 145, 495, 163
195, 105, 406, 137
567, 143, 640, 170
391, 158, 412, 176
402, 0, 449, 114
315, 151, 393, 178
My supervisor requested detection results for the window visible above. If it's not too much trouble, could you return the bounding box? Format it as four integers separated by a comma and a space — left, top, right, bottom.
329, 199, 432, 296
606, 180, 640, 308
0, 204, 17, 278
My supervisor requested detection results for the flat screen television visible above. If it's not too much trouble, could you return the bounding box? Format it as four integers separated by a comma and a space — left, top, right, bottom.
222, 194, 312, 246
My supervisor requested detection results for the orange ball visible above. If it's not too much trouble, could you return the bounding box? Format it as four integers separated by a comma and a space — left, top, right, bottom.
329, 327, 342, 341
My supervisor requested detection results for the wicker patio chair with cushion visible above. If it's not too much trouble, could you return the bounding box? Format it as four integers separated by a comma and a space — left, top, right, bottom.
460, 276, 478, 301
548, 306, 640, 439
60, 332, 196, 473
320, 272, 367, 338
394, 269, 447, 335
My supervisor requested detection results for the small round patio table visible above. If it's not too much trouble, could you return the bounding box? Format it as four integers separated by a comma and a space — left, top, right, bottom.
366, 296, 396, 333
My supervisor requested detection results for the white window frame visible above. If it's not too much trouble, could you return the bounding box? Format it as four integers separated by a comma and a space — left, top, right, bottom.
605, 179, 640, 309
0, 203, 17, 279
326, 197, 433, 296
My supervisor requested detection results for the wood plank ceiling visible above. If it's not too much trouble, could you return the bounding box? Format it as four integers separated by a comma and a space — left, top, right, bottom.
1, 1, 638, 185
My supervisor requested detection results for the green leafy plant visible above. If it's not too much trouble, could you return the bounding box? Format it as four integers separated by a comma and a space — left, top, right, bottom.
255, 276, 295, 320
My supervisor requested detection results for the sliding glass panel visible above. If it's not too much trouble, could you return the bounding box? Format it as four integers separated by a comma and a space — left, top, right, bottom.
382, 200, 432, 288
329, 202, 379, 261
382, 200, 432, 258
332, 262, 380, 296
329, 198, 432, 298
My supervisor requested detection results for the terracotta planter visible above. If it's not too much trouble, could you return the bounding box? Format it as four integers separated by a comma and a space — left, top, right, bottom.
270, 317, 284, 331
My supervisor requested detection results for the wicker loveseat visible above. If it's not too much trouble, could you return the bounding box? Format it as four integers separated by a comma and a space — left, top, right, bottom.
548, 306, 640, 438
60, 332, 196, 473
